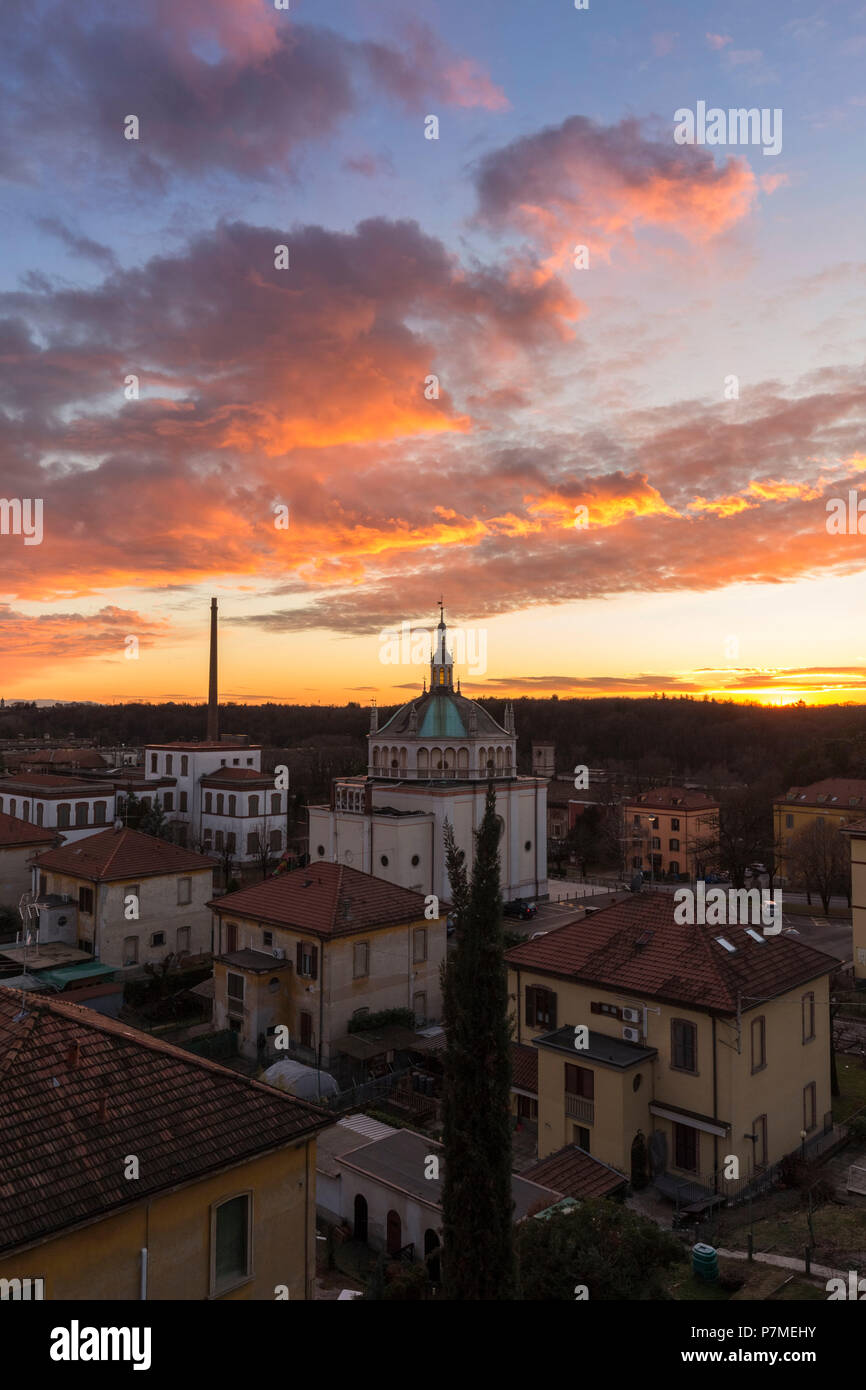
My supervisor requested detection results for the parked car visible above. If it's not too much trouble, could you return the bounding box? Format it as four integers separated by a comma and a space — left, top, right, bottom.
503, 900, 537, 920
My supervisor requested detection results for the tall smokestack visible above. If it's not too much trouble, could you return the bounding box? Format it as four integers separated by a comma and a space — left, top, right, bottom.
207, 597, 219, 742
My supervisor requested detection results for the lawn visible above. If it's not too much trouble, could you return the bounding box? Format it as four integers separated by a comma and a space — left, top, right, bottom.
725, 1201, 866, 1263
833, 1057, 866, 1124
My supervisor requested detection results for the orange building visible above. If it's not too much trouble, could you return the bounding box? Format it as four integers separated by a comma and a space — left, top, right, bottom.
621, 787, 719, 881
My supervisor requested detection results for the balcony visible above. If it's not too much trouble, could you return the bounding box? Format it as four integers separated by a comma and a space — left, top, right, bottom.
565, 1094, 594, 1124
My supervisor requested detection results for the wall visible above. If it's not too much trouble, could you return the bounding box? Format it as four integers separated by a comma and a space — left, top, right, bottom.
0, 843, 47, 908
0, 1140, 317, 1300
37, 867, 214, 966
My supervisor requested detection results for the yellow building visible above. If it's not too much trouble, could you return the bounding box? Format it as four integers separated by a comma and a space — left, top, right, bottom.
506, 894, 835, 1199
210, 862, 445, 1070
843, 818, 866, 981
774, 777, 866, 879
0, 987, 328, 1299
621, 787, 719, 880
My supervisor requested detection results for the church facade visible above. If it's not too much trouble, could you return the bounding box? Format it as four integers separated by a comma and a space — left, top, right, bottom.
308, 609, 548, 904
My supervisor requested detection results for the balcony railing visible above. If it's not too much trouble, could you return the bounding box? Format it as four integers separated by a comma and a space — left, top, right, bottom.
565, 1094, 594, 1124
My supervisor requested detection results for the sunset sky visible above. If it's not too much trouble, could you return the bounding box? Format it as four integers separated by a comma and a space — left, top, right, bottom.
2, 0, 865, 707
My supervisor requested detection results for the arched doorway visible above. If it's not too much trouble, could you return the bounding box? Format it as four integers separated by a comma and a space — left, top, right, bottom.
424, 1228, 441, 1282
353, 1193, 368, 1244
386, 1209, 402, 1256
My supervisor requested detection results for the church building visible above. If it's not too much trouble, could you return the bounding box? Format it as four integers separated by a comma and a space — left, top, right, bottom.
308, 608, 547, 904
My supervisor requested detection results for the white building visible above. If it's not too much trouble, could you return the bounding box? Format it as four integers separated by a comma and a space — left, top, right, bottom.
309, 609, 547, 903
0, 774, 116, 844
142, 741, 286, 864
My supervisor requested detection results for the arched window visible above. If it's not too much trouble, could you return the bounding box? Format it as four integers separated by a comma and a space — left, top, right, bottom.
205, 792, 213, 813
271, 792, 280, 813
216, 794, 224, 815
249, 795, 259, 817
166, 755, 173, 774
75, 802, 88, 826
386, 1210, 402, 1257
228, 795, 236, 816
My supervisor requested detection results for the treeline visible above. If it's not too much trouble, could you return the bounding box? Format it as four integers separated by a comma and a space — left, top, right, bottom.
3, 694, 866, 791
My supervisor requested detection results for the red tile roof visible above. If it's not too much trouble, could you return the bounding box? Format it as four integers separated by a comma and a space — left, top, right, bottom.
0, 811, 55, 849
1, 773, 114, 791
511, 1042, 538, 1093
0, 987, 329, 1254
30, 827, 217, 881
523, 1145, 628, 1200
775, 778, 866, 808
505, 893, 836, 1014
624, 786, 718, 811
146, 741, 259, 751
201, 767, 269, 783
7, 749, 109, 769
209, 862, 428, 937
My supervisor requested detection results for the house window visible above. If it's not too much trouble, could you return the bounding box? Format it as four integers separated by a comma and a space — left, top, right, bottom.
225, 922, 238, 953
181, 755, 189, 776
177, 877, 191, 905
802, 992, 815, 1043
227, 832, 236, 854
246, 832, 258, 855
573, 1126, 590, 1151
228, 795, 236, 817
785, 814, 794, 829
151, 932, 166, 947
564, 1064, 594, 1099
249, 795, 259, 817
651, 836, 661, 850
166, 755, 173, 774
38, 874, 47, 895
269, 829, 281, 852
78, 886, 94, 915
751, 1016, 766, 1073
752, 1114, 768, 1169
671, 1019, 697, 1073
216, 794, 224, 816
211, 1194, 251, 1295
353, 941, 370, 979
177, 926, 190, 955
413, 927, 427, 963
803, 1082, 817, 1133
299, 1011, 313, 1048
671, 818, 680, 831
36, 804, 44, 826
297, 942, 318, 979
525, 986, 557, 1029
669, 838, 679, 851
673, 1123, 699, 1173
271, 793, 280, 813
227, 972, 244, 1003
518, 1095, 538, 1122
263, 931, 273, 948
591, 1001, 621, 1018
75, 803, 88, 827
150, 754, 157, 773
247, 758, 253, 766
94, 801, 107, 824
215, 830, 224, 852
180, 791, 188, 812
164, 792, 174, 812
413, 991, 426, 1024
205, 793, 213, 813
123, 936, 138, 966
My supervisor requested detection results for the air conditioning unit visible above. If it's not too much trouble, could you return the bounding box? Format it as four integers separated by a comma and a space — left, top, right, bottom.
272, 948, 286, 960
622, 1026, 641, 1043
622, 1007, 640, 1024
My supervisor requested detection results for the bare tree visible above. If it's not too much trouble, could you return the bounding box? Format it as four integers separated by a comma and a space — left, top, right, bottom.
786, 819, 849, 914
251, 819, 274, 879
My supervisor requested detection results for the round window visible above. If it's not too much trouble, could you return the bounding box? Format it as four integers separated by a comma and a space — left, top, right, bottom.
411, 854, 420, 867
344, 850, 354, 864
57, 915, 67, 926
317, 844, 325, 856
380, 855, 389, 867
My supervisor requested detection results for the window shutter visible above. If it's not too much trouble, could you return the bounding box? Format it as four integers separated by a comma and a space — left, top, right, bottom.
296, 942, 303, 974
525, 987, 535, 1025
549, 992, 557, 1029
311, 945, 318, 980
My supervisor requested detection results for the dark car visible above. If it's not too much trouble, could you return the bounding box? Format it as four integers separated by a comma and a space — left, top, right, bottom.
502, 900, 537, 920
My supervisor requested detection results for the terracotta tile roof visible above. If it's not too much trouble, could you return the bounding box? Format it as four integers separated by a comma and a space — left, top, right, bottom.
0, 773, 114, 791
511, 1042, 538, 1093
201, 767, 269, 784
30, 827, 217, 881
625, 786, 718, 811
775, 777, 866, 809
0, 986, 329, 1254
523, 1144, 628, 1200
0, 811, 55, 849
209, 862, 428, 937
505, 894, 836, 1014
7, 749, 109, 769
146, 741, 258, 751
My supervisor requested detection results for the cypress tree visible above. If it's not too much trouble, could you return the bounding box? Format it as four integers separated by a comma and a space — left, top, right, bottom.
441, 785, 516, 1299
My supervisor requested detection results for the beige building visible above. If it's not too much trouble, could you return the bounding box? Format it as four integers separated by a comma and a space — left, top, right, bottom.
774, 778, 866, 880
843, 818, 866, 981
0, 987, 328, 1300
210, 863, 445, 1068
0, 810, 54, 912
30, 826, 217, 967
622, 786, 719, 880
506, 894, 836, 1198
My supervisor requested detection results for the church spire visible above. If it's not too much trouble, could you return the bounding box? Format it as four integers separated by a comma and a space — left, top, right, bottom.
430, 601, 454, 690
